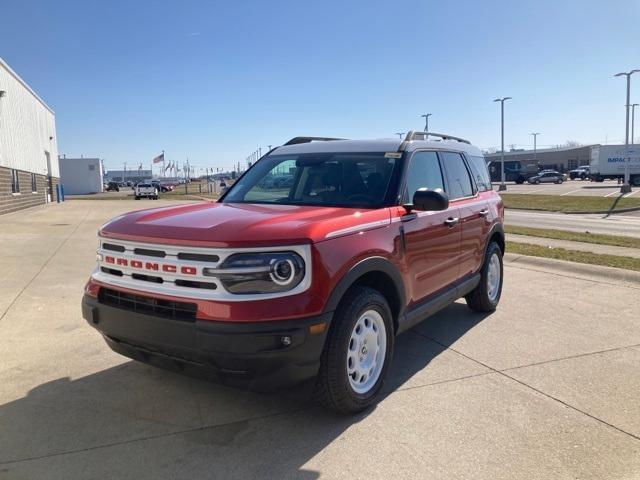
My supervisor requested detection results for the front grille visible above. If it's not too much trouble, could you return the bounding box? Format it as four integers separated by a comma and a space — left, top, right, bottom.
134, 248, 165, 258
103, 243, 125, 252
177, 252, 220, 262
99, 288, 197, 322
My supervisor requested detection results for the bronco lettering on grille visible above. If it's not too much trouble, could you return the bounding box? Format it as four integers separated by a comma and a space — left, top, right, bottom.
103, 256, 197, 275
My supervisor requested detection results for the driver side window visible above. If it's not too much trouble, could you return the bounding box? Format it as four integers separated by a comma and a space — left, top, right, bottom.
405, 151, 445, 202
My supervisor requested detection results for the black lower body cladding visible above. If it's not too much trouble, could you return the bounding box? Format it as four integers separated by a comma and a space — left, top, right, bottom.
82, 294, 332, 390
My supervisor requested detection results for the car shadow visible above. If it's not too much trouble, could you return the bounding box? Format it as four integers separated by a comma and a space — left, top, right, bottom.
0, 302, 489, 479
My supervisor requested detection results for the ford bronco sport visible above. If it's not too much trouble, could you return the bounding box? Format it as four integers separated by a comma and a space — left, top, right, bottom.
82, 131, 504, 414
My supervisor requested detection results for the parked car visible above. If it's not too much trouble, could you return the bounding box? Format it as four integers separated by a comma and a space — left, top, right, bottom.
527, 171, 566, 184
83, 131, 504, 414
569, 166, 590, 180
150, 180, 173, 192
105, 181, 120, 192
134, 182, 158, 200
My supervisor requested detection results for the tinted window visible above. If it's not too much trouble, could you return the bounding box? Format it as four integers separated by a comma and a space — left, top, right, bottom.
224, 153, 401, 208
467, 155, 492, 192
441, 152, 473, 199
11, 169, 19, 193
404, 151, 444, 202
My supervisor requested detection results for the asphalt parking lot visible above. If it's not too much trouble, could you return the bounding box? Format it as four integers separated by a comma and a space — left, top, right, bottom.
1, 200, 640, 480
493, 179, 640, 197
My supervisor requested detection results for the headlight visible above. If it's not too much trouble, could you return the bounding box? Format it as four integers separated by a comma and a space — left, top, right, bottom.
203, 252, 305, 294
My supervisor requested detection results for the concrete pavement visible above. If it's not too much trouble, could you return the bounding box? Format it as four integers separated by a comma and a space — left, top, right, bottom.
506, 209, 640, 238
1, 200, 640, 479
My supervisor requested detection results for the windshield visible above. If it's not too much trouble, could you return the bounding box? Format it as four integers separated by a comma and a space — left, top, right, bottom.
223, 152, 402, 208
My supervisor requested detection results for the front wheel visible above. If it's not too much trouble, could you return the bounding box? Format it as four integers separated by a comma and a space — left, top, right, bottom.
315, 286, 394, 414
466, 242, 503, 312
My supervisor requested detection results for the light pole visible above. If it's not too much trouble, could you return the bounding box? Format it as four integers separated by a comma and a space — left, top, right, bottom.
614, 69, 640, 193
531, 132, 541, 167
395, 132, 405, 139
420, 114, 432, 133
632, 103, 639, 144
493, 97, 512, 191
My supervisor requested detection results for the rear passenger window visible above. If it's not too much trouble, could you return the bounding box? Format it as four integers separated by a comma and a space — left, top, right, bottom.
467, 155, 492, 192
441, 152, 474, 199
404, 151, 445, 202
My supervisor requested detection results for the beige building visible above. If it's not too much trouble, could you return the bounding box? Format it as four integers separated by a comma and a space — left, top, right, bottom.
485, 144, 594, 181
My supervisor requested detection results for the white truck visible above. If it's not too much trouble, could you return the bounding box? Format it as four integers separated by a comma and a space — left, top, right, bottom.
134, 182, 159, 200
590, 144, 640, 185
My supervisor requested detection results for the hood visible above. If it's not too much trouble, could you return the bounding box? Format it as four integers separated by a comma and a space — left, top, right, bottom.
99, 201, 391, 247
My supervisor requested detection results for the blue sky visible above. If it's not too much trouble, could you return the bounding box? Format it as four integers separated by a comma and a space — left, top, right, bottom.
1, 0, 639, 173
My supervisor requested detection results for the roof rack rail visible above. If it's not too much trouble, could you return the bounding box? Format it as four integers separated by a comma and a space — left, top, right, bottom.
283, 136, 346, 146
399, 130, 471, 151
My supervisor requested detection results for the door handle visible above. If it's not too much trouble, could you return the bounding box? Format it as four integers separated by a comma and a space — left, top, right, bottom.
479, 209, 489, 217
444, 217, 459, 228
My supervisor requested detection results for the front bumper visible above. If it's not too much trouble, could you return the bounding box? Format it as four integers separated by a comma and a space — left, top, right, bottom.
82, 294, 332, 390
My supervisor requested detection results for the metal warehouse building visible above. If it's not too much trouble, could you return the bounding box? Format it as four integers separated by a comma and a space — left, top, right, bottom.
0, 57, 59, 215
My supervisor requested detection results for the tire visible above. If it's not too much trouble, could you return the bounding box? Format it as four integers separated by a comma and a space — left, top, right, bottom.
134, 196, 140, 200
314, 286, 394, 414
465, 242, 503, 313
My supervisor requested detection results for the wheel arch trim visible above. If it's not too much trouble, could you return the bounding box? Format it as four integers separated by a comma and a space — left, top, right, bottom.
322, 256, 406, 321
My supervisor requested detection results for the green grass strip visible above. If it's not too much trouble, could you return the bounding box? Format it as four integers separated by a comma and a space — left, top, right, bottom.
500, 194, 640, 213
508, 242, 640, 272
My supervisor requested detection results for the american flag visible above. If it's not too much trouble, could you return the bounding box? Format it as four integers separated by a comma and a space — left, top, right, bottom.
152, 152, 164, 164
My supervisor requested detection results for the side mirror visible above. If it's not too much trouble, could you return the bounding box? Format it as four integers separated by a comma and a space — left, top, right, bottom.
412, 188, 449, 211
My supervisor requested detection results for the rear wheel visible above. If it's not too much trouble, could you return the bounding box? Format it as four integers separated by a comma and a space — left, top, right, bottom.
315, 286, 394, 414
466, 242, 503, 312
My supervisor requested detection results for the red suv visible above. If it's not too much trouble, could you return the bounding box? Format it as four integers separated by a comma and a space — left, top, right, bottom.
82, 131, 504, 413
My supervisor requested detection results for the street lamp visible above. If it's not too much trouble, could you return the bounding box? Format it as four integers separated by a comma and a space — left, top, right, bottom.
614, 69, 640, 192
531, 132, 541, 166
493, 97, 512, 191
632, 103, 639, 144
395, 132, 405, 139
420, 114, 432, 133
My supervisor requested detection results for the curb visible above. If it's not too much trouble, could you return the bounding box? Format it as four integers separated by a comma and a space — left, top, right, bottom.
504, 252, 640, 284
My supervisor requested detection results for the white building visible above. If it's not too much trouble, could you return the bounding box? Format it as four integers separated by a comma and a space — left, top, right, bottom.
0, 57, 59, 214
59, 156, 103, 194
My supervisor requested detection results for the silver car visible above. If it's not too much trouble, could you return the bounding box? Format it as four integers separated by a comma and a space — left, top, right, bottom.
527, 171, 566, 184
